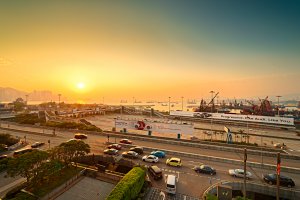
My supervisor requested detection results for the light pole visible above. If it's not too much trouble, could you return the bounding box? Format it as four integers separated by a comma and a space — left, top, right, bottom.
181, 96, 184, 111
25, 94, 29, 104
168, 97, 171, 114
133, 97, 135, 107
210, 91, 214, 133
276, 95, 282, 116
261, 131, 264, 167
58, 94, 61, 105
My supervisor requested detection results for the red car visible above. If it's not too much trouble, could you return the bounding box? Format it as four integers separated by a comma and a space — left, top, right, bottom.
107, 144, 122, 150
120, 139, 132, 144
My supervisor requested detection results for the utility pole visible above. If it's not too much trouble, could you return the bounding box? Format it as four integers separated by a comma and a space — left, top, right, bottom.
243, 148, 247, 200
276, 153, 281, 200
276, 96, 282, 116
181, 96, 184, 111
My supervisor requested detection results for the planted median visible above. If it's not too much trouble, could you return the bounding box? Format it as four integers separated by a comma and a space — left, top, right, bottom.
106, 166, 146, 200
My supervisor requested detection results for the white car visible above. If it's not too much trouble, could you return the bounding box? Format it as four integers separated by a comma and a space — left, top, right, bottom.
142, 155, 159, 163
229, 169, 252, 179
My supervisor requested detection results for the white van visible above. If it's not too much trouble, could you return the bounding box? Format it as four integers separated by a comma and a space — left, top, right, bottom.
166, 175, 176, 194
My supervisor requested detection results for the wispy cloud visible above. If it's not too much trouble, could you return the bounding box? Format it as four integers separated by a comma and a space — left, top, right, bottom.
0, 57, 13, 66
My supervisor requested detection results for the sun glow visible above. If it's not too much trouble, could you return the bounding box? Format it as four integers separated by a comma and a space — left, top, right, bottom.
77, 82, 85, 89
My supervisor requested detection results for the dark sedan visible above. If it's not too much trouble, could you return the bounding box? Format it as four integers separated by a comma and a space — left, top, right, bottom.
31, 142, 45, 148
107, 144, 122, 150
193, 165, 216, 175
129, 146, 143, 154
263, 174, 295, 188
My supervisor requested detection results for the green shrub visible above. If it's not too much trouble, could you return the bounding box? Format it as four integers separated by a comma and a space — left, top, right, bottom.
206, 193, 218, 200
11, 114, 43, 125
106, 166, 146, 200
43, 121, 102, 132
0, 157, 11, 173
0, 134, 19, 146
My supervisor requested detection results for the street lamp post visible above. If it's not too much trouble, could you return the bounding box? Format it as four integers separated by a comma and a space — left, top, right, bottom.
209, 91, 214, 134
276, 96, 282, 116
168, 97, 171, 114
133, 97, 135, 107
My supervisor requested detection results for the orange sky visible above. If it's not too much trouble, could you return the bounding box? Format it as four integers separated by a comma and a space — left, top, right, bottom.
0, 1, 299, 102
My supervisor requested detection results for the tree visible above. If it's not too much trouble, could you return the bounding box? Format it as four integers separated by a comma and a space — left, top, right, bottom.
12, 98, 26, 111
50, 140, 90, 167
7, 150, 49, 184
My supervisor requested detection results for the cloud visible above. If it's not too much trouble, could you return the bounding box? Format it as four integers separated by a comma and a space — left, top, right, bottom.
0, 57, 13, 66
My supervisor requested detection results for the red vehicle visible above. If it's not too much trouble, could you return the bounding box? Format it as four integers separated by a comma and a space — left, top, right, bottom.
119, 139, 132, 144
107, 144, 122, 150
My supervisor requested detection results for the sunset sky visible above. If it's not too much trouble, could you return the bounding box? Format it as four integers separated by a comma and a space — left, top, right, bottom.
0, 1, 299, 102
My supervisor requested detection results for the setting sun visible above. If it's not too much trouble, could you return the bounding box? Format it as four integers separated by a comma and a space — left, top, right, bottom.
77, 82, 85, 90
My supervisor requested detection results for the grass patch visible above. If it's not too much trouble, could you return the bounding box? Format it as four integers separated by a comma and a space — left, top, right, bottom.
28, 167, 81, 198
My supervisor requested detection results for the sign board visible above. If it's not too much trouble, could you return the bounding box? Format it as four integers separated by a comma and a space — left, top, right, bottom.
170, 111, 294, 126
115, 118, 194, 134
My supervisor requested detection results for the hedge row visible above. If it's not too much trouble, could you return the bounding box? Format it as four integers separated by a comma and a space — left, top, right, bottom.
106, 166, 146, 200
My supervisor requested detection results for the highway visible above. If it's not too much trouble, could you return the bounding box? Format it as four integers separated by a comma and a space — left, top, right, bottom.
86, 114, 300, 154
1, 124, 300, 197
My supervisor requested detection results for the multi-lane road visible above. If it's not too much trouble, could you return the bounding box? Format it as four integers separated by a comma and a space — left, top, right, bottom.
1, 122, 300, 197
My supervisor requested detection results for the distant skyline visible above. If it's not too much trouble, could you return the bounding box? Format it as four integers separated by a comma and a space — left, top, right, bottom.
0, 1, 299, 102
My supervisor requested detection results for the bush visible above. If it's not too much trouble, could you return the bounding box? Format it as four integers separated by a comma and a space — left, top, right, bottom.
0, 157, 11, 173
0, 134, 19, 146
106, 166, 146, 200
43, 121, 102, 132
206, 193, 218, 200
11, 114, 44, 125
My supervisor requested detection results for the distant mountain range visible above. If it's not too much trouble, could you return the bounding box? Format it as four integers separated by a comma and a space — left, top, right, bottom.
0, 87, 57, 102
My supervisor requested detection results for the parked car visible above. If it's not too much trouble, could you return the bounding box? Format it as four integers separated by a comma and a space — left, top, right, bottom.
150, 151, 165, 158
142, 155, 159, 163
148, 165, 163, 180
0, 155, 8, 160
122, 151, 138, 159
193, 165, 216, 175
74, 133, 88, 139
107, 144, 122, 150
166, 175, 176, 194
103, 149, 118, 155
228, 169, 252, 179
31, 142, 45, 148
119, 139, 132, 144
263, 174, 295, 188
130, 146, 143, 154
166, 157, 182, 167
